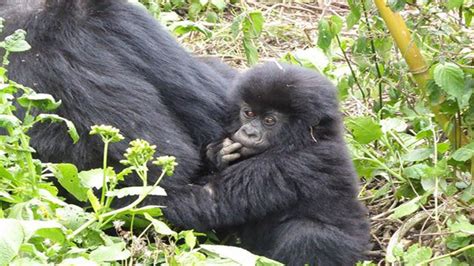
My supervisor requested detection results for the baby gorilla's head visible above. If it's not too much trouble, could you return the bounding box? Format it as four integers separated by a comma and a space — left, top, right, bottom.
228, 62, 341, 158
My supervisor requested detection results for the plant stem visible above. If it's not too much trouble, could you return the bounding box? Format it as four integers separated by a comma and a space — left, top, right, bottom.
100, 140, 110, 206
68, 167, 166, 240
361, 0, 383, 117
335, 34, 366, 101
417, 244, 474, 265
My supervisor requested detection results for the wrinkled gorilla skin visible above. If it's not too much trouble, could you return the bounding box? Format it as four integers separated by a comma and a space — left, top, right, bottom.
162, 63, 371, 265
0, 0, 228, 188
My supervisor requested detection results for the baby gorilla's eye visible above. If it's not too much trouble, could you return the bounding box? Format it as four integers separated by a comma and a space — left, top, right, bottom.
244, 110, 256, 118
263, 116, 276, 126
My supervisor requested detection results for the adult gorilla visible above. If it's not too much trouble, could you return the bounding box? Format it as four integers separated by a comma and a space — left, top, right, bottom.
0, 0, 226, 188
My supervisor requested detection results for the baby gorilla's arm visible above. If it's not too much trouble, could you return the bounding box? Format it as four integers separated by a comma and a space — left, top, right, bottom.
206, 138, 242, 170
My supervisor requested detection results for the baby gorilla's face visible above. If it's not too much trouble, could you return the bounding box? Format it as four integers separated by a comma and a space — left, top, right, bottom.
231, 104, 287, 158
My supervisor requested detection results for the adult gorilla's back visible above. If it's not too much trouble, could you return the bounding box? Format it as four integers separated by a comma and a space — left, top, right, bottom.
0, 0, 227, 186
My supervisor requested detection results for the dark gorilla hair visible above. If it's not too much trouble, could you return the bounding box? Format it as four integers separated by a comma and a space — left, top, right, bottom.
0, 0, 229, 189
161, 62, 371, 265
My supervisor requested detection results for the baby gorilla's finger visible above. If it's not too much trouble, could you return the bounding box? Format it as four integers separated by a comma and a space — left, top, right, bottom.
222, 153, 241, 163
222, 138, 234, 147
220, 142, 243, 155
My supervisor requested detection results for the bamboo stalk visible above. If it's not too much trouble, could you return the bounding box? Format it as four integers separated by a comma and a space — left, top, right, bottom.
373, 0, 467, 145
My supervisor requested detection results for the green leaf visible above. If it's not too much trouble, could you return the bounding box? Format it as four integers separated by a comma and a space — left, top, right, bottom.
451, 142, 474, 162
387, 0, 407, 12
87, 189, 101, 213
380, 118, 407, 133
347, 117, 383, 144
389, 197, 422, 219
210, 0, 226, 10
286, 48, 329, 71
79, 168, 115, 189
17, 93, 61, 111
4, 30, 31, 53
448, 215, 474, 235
446, 0, 464, 10
201, 244, 283, 266
317, 19, 332, 52
329, 15, 343, 35
50, 164, 88, 202
403, 164, 429, 180
433, 63, 465, 104
19, 220, 63, 242
55, 205, 92, 230
89, 242, 131, 262
402, 244, 432, 266
36, 114, 79, 143
144, 213, 175, 236
243, 39, 259, 66
170, 21, 212, 38
0, 114, 21, 128
0, 219, 25, 265
184, 230, 197, 249
346, 0, 361, 29
106, 186, 166, 198
403, 148, 432, 162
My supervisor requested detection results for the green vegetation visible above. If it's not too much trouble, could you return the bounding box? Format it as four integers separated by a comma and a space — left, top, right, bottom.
1, 0, 473, 265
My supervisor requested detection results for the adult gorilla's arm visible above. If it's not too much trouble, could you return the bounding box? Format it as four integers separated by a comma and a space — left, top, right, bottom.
160, 155, 299, 231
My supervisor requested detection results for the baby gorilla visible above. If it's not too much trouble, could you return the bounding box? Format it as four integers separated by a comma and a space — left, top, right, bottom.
164, 62, 370, 265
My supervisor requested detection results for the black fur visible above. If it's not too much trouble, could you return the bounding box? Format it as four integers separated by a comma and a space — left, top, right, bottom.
0, 0, 228, 188
162, 63, 371, 265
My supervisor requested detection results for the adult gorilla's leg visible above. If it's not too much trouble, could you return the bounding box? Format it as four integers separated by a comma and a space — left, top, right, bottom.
256, 219, 367, 266
0, 0, 227, 187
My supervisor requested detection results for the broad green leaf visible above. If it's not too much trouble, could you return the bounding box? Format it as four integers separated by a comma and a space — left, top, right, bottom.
144, 213, 175, 236
201, 244, 283, 266
389, 197, 422, 219
17, 93, 61, 111
380, 118, 407, 133
451, 142, 474, 161
433, 63, 465, 104
211, 0, 226, 10
287, 48, 329, 71
4, 30, 31, 52
89, 242, 131, 262
59, 257, 98, 265
317, 19, 332, 52
433, 257, 452, 266
184, 230, 197, 249
329, 15, 343, 35
246, 11, 264, 38
403, 164, 429, 180
55, 205, 92, 230
106, 186, 166, 198
387, 0, 407, 12
402, 244, 432, 266
346, 0, 361, 28
403, 148, 432, 162
19, 220, 63, 242
448, 215, 474, 235
347, 117, 383, 144
447, 0, 464, 10
0, 219, 25, 266
36, 114, 79, 143
243, 39, 259, 66
0, 114, 21, 128
50, 164, 88, 202
170, 21, 212, 38
79, 168, 115, 189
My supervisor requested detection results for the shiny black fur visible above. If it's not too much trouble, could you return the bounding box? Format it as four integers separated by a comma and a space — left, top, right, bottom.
0, 0, 228, 188
162, 63, 371, 265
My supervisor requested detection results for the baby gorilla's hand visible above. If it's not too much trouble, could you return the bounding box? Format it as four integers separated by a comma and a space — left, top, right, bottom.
206, 138, 242, 170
